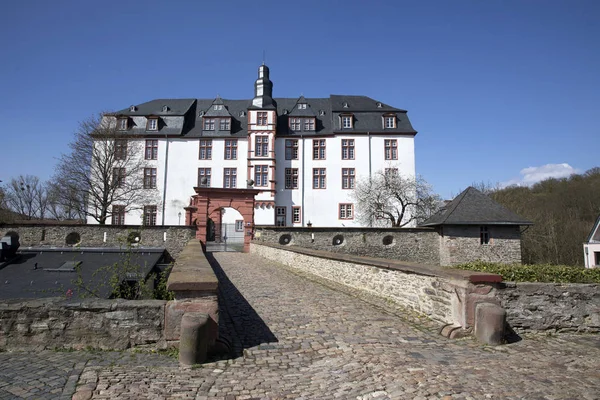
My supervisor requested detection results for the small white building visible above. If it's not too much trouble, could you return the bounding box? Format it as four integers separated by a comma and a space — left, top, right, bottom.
90, 64, 417, 228
583, 216, 600, 268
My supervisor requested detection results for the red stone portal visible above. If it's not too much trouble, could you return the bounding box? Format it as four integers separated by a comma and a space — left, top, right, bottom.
185, 187, 260, 253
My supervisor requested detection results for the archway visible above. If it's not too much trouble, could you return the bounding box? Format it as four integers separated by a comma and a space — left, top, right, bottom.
185, 187, 260, 253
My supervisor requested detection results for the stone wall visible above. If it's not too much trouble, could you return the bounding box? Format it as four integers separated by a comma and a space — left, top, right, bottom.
496, 282, 600, 333
251, 243, 597, 335
0, 224, 196, 260
0, 240, 220, 352
250, 243, 503, 327
440, 225, 522, 265
254, 226, 441, 265
0, 298, 166, 350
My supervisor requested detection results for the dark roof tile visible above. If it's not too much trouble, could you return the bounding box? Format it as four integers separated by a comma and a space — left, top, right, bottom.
419, 187, 533, 226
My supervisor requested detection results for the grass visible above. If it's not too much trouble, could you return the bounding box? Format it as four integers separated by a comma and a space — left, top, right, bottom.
451, 261, 600, 283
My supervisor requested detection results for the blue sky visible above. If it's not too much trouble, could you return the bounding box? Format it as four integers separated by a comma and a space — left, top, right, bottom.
1, 0, 598, 199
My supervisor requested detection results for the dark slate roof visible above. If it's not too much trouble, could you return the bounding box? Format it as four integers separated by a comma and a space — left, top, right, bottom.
288, 97, 317, 117
419, 187, 533, 227
109, 95, 417, 138
0, 248, 165, 300
113, 99, 196, 117
203, 96, 234, 118
586, 215, 600, 243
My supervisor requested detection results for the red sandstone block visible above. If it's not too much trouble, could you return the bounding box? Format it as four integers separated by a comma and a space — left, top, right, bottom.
164, 300, 218, 341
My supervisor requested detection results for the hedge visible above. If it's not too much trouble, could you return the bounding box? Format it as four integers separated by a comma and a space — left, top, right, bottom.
451, 261, 600, 283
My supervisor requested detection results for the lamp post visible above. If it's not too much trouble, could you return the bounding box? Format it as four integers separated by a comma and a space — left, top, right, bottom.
178, 212, 182, 225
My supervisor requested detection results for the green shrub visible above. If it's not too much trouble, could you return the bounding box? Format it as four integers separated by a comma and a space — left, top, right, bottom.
451, 261, 600, 283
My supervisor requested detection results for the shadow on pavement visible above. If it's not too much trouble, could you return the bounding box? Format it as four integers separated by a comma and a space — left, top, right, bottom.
205, 252, 278, 358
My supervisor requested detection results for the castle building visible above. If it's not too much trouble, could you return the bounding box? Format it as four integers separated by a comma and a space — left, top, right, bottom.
95, 64, 417, 228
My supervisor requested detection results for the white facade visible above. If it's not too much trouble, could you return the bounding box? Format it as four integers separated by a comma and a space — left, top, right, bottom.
583, 217, 600, 268
89, 65, 418, 228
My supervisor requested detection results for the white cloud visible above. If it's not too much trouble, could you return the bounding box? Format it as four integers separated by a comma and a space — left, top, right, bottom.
502, 163, 580, 187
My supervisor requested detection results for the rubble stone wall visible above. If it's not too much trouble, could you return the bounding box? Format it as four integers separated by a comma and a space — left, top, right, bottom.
0, 298, 166, 350
0, 224, 196, 259
254, 226, 441, 265
496, 282, 600, 333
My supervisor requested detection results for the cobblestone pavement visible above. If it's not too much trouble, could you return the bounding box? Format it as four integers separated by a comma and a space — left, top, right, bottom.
1, 252, 600, 399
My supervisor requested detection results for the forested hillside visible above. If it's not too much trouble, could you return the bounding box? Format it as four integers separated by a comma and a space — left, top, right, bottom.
489, 168, 600, 266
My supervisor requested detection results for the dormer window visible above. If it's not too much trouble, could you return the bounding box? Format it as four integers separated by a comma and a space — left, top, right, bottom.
162, 105, 169, 112
290, 118, 301, 131
298, 103, 307, 110
376, 102, 383, 108
117, 117, 128, 131
342, 102, 349, 108
147, 117, 158, 131
130, 105, 137, 112
214, 104, 223, 111
384, 115, 396, 129
219, 118, 231, 131
341, 115, 353, 129
304, 118, 315, 131
204, 118, 215, 130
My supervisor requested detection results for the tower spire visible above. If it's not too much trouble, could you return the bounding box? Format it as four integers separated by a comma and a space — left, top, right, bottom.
252, 64, 275, 108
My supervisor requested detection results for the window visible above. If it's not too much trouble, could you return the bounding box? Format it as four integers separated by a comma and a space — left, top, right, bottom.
112, 205, 125, 225
257, 112, 268, 125
384, 116, 396, 129
289, 118, 301, 131
480, 226, 490, 245
304, 118, 315, 131
112, 168, 125, 188
224, 168, 237, 188
198, 168, 211, 187
203, 118, 215, 130
114, 139, 127, 161
385, 139, 398, 160
285, 139, 298, 160
147, 118, 158, 131
385, 168, 398, 176
255, 136, 269, 157
235, 220, 244, 232
341, 139, 354, 160
342, 168, 355, 189
219, 118, 230, 130
339, 204, 354, 220
144, 205, 157, 226
255, 165, 269, 187
275, 206, 286, 227
285, 168, 298, 189
199, 139, 212, 160
313, 139, 326, 160
292, 206, 301, 224
117, 118, 128, 131
225, 139, 238, 160
342, 115, 352, 129
143, 168, 157, 189
145, 139, 158, 160
313, 168, 326, 189
298, 103, 307, 109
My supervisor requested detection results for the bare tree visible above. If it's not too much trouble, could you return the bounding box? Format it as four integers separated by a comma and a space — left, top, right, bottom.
53, 113, 160, 224
352, 170, 441, 227
46, 181, 86, 221
3, 175, 47, 220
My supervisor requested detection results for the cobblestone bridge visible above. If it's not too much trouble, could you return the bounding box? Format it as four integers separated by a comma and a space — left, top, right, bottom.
1, 252, 599, 399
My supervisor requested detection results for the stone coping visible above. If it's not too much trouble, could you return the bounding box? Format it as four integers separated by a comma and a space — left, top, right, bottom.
0, 223, 196, 229
254, 225, 436, 233
167, 240, 218, 292
252, 242, 501, 284
0, 297, 166, 310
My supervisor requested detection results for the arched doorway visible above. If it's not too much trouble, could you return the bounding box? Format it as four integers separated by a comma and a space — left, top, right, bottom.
185, 187, 260, 253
